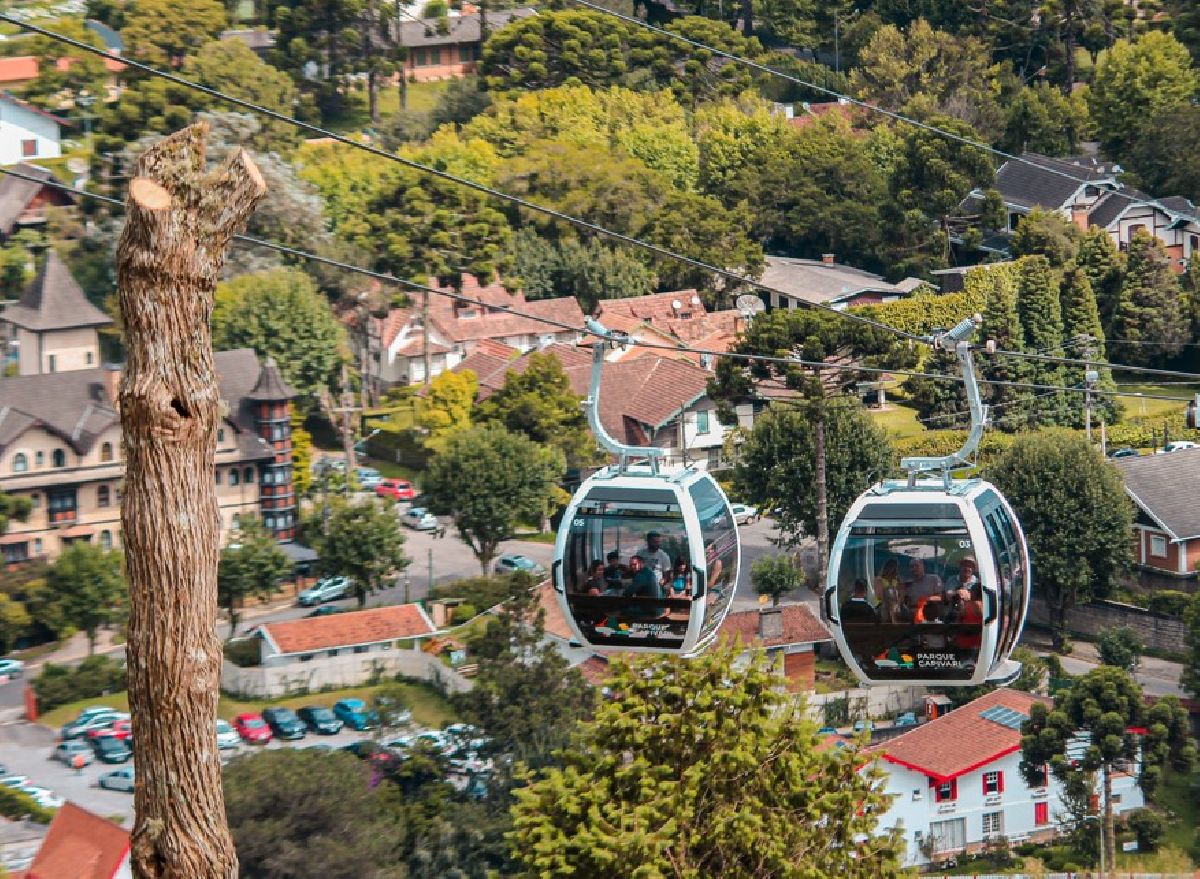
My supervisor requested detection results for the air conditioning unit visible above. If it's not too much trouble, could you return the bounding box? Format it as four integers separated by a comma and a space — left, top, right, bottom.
912, 790, 923, 801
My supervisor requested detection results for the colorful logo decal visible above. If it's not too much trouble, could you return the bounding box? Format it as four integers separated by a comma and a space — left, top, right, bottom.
873, 648, 914, 670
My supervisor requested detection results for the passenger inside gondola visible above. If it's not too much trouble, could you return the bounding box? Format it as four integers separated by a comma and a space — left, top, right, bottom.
840, 579, 878, 624
668, 560, 692, 599
582, 560, 606, 595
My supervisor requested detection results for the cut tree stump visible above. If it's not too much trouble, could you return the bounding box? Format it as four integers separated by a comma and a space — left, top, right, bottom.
116, 122, 266, 879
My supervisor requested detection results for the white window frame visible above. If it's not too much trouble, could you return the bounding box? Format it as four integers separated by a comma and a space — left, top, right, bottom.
1150, 534, 1168, 558
983, 770, 1001, 795
981, 811, 1003, 836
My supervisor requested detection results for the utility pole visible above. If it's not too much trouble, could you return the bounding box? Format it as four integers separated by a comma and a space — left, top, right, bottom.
422, 288, 432, 388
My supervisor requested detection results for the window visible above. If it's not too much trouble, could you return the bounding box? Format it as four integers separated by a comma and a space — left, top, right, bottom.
929, 818, 965, 853
99, 530, 112, 549
215, 469, 222, 485
47, 488, 77, 523
1034, 802, 1050, 826
983, 771, 1004, 795
1150, 534, 1168, 557
30, 493, 40, 509
695, 411, 711, 435
981, 811, 1003, 836
100, 442, 114, 462
35, 451, 43, 467
21, 139, 37, 158
97, 485, 110, 508
270, 424, 287, 441
1112, 793, 1121, 804
217, 429, 225, 443
1191, 234, 1199, 255
299, 653, 314, 663
244, 467, 254, 483
12, 453, 27, 473
413, 48, 426, 66
52, 449, 66, 468
33, 538, 42, 555
86, 352, 93, 365
47, 354, 56, 373
1028, 764, 1048, 788
354, 645, 369, 654
935, 779, 958, 802
2, 542, 28, 564
230, 469, 240, 487
327, 649, 339, 658
458, 44, 477, 62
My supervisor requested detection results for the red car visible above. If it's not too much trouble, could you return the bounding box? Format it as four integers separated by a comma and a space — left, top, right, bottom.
88, 719, 132, 742
375, 479, 416, 501
233, 713, 272, 744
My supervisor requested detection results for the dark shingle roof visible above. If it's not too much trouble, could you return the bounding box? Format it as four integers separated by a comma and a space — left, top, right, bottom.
0, 163, 66, 235
1086, 192, 1128, 229
246, 357, 298, 401
992, 153, 1114, 211
397, 7, 536, 47
1115, 448, 1200, 540
1, 250, 112, 332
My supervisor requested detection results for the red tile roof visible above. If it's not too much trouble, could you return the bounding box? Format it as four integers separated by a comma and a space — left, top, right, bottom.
537, 580, 574, 641
472, 338, 520, 359
27, 803, 129, 879
718, 604, 832, 648
576, 655, 613, 685
788, 101, 864, 131
0, 57, 39, 83
595, 290, 707, 324
871, 688, 1052, 783
375, 307, 414, 349
259, 604, 436, 655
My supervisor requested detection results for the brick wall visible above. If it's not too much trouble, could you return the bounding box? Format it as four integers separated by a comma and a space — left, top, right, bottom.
1028, 597, 1188, 653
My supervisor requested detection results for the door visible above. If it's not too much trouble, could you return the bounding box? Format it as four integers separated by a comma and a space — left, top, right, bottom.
929, 817, 966, 854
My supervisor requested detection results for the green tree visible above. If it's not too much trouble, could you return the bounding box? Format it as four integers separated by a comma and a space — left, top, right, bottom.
1096, 625, 1142, 673
976, 262, 1038, 431
509, 230, 654, 313
1011, 208, 1081, 267
424, 425, 565, 574
1169, 0, 1200, 62
1077, 225, 1125, 328
416, 369, 476, 453
1016, 255, 1071, 425
291, 411, 314, 496
0, 491, 31, 536
120, 0, 226, 67
183, 41, 300, 149
1127, 103, 1200, 202
509, 645, 906, 878
224, 749, 403, 878
22, 18, 111, 111
476, 353, 596, 468
1020, 667, 1197, 871
1060, 263, 1119, 426
212, 268, 345, 400
750, 554, 803, 606
849, 18, 1005, 139
48, 542, 126, 655
1186, 589, 1200, 699
312, 499, 409, 607
1088, 30, 1199, 160
0, 593, 31, 656
989, 433, 1131, 648
1109, 229, 1190, 366
218, 517, 291, 636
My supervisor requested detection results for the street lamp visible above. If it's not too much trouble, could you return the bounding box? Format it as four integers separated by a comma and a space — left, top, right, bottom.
1083, 814, 1105, 878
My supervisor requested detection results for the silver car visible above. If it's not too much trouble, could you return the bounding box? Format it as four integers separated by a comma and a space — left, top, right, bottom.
98, 766, 135, 793
52, 739, 94, 766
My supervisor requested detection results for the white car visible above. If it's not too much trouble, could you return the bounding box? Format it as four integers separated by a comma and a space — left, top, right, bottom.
18, 785, 63, 808
216, 719, 240, 750
98, 766, 135, 793
0, 658, 24, 678
402, 507, 438, 531
729, 504, 759, 525
1157, 440, 1198, 454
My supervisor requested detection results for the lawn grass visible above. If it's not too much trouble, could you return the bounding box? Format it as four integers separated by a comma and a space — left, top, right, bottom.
1154, 767, 1200, 863
325, 81, 450, 135
870, 403, 926, 440
39, 682, 457, 731
366, 459, 421, 482
1113, 383, 1192, 421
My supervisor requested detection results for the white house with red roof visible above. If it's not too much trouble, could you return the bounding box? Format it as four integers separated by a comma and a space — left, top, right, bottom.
0, 92, 69, 166
12, 802, 131, 879
254, 603, 437, 666
870, 688, 1144, 867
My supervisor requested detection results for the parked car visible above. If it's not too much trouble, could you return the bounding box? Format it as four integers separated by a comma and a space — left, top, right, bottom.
1158, 440, 1198, 454
18, 785, 63, 809
233, 713, 273, 744
297, 576, 351, 607
729, 503, 759, 525
893, 712, 918, 728
88, 718, 132, 742
340, 740, 398, 767
1, 775, 29, 788
332, 698, 378, 731
1108, 447, 1140, 459
494, 554, 546, 577
98, 766, 135, 793
52, 739, 95, 766
401, 507, 438, 531
375, 478, 416, 502
61, 708, 126, 740
215, 719, 240, 750
0, 658, 24, 678
852, 719, 874, 734
355, 467, 383, 489
90, 733, 132, 764
816, 727, 838, 736
297, 705, 344, 735
262, 707, 307, 741
306, 605, 345, 618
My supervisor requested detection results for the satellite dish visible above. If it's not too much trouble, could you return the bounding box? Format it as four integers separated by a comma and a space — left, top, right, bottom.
671, 299, 683, 310
691, 294, 702, 306
736, 294, 766, 317
66, 158, 88, 174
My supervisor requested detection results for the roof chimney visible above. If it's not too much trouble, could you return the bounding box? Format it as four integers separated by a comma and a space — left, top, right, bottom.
101, 363, 120, 408
822, 253, 836, 265
759, 606, 784, 641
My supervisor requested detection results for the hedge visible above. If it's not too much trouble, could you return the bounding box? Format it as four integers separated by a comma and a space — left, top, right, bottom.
852, 289, 986, 337
32, 654, 126, 714
0, 785, 56, 824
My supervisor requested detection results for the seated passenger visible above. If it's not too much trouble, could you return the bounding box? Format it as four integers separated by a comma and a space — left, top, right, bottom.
668, 560, 692, 599
940, 588, 966, 624
947, 557, 980, 594
875, 559, 904, 624
906, 558, 943, 603
955, 583, 984, 650
919, 599, 948, 649
603, 550, 625, 591
582, 560, 606, 595
623, 556, 665, 618
840, 579, 878, 624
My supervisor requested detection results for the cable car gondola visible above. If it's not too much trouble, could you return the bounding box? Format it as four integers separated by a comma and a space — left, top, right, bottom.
553, 320, 741, 655
823, 316, 1032, 687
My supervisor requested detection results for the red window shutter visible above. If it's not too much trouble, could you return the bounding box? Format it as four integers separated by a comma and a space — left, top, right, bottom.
982, 774, 988, 795
950, 779, 957, 801
998, 771, 1005, 793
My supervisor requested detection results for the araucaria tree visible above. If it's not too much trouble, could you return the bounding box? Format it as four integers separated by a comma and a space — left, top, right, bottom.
988, 433, 1131, 648
217, 517, 292, 635
1109, 229, 1190, 366
48, 542, 126, 655
1021, 668, 1197, 871
313, 499, 409, 607
424, 425, 565, 574
509, 645, 907, 878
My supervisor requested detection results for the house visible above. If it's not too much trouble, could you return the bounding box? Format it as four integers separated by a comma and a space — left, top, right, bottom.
396, 8, 537, 81
0, 256, 300, 560
592, 290, 747, 367
254, 604, 437, 667
458, 342, 756, 471
1113, 448, 1200, 583
759, 255, 929, 311
959, 152, 1200, 270
220, 28, 276, 57
369, 275, 584, 387
717, 603, 832, 690
870, 688, 1144, 867
0, 92, 67, 166
786, 98, 864, 131
0, 164, 74, 240
14, 802, 131, 879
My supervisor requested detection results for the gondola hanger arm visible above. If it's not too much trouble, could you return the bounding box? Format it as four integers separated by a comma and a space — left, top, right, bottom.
583, 318, 668, 474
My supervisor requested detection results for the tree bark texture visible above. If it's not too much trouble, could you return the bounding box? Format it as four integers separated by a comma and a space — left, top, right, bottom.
117, 122, 266, 879
815, 414, 829, 589
1102, 764, 1115, 878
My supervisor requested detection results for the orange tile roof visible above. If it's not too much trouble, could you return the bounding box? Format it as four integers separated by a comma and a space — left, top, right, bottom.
27, 803, 129, 879
537, 580, 574, 641
472, 338, 520, 359
260, 604, 436, 655
577, 655, 613, 685
595, 290, 706, 323
0, 57, 40, 83
871, 688, 1052, 782
718, 604, 832, 648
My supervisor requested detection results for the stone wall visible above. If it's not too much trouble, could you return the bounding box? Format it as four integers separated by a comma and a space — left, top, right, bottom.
800, 684, 929, 724
222, 649, 473, 700
1028, 598, 1188, 653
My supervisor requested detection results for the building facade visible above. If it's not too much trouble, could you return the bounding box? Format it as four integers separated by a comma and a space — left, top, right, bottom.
1114, 448, 1200, 583
0, 91, 64, 166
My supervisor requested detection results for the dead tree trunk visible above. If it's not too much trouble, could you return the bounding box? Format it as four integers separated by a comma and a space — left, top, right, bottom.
116, 122, 266, 879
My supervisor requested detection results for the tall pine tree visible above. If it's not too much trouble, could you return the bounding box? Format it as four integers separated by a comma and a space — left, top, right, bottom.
1060, 263, 1120, 425
1016, 256, 1072, 425
1109, 230, 1189, 367
976, 263, 1038, 431
1077, 226, 1125, 330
